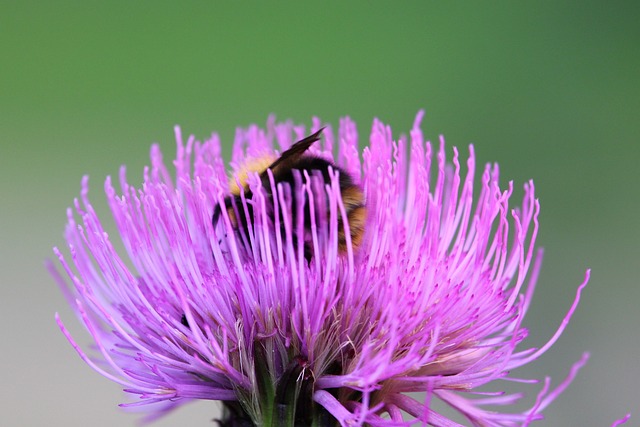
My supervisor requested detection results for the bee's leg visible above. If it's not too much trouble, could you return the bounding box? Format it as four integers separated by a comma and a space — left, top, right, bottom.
212, 204, 222, 229
303, 242, 314, 264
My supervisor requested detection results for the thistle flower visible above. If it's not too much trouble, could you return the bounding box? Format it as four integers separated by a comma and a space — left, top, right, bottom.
51, 112, 630, 426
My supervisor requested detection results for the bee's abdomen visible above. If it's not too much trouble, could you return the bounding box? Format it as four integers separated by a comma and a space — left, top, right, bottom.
337, 185, 366, 252
274, 159, 367, 256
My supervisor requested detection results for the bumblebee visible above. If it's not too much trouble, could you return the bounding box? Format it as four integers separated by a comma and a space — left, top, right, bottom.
212, 129, 366, 259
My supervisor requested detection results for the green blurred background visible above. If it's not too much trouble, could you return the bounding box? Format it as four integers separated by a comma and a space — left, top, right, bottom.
1, 2, 638, 426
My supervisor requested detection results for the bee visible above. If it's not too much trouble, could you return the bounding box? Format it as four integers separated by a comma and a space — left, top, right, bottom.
212, 128, 366, 259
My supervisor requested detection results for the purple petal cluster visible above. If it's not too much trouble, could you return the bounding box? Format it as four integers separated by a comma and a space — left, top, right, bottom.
52, 112, 629, 426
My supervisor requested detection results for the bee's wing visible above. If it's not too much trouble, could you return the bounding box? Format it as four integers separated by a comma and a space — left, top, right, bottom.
266, 128, 324, 175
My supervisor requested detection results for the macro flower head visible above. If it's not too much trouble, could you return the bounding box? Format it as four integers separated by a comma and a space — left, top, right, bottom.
51, 112, 630, 426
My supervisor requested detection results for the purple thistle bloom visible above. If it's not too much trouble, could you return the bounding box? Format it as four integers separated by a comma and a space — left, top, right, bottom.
51, 111, 630, 426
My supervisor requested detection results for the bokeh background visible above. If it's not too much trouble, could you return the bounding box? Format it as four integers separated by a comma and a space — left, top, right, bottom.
2, 2, 638, 426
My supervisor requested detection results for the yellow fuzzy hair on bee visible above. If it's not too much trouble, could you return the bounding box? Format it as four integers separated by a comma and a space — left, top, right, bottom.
228, 155, 276, 196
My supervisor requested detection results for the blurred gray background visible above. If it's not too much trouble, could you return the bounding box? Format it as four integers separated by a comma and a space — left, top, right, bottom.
1, 2, 638, 426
